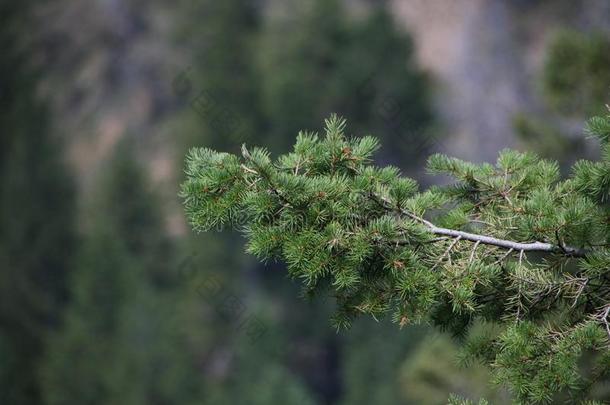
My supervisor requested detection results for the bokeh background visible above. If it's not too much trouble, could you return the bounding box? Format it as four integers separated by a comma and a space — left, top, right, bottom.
2, 0, 609, 404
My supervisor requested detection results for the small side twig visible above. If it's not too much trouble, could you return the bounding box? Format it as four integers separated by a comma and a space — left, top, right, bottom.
492, 248, 514, 266
469, 240, 481, 265
431, 236, 461, 271
596, 304, 610, 341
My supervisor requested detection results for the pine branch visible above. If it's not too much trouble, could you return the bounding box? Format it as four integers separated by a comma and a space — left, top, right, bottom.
182, 112, 610, 403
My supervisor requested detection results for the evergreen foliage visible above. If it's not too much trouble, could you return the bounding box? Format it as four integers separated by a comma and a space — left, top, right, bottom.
0, 1, 76, 403
259, 0, 433, 158
542, 30, 610, 117
514, 30, 610, 164
339, 320, 426, 405
43, 142, 198, 404
182, 112, 610, 403
399, 328, 510, 404
175, 0, 263, 150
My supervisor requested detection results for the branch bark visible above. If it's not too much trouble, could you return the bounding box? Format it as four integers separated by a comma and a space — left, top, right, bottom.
427, 226, 586, 257
373, 193, 588, 258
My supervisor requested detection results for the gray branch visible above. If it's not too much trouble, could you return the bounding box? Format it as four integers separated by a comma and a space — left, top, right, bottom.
427, 225, 586, 257
374, 193, 588, 258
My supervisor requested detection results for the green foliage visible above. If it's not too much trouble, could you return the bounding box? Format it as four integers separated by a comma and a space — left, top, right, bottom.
573, 112, 610, 202
515, 30, 610, 166
182, 112, 610, 403
214, 366, 317, 405
258, 0, 434, 157
176, 0, 262, 150
0, 1, 76, 403
400, 331, 507, 404
513, 113, 584, 162
340, 321, 426, 405
42, 142, 200, 404
543, 30, 610, 116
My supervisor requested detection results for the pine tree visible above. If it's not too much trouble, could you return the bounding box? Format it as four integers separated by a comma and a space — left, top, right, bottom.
0, 1, 76, 403
399, 327, 510, 404
181, 112, 610, 403
174, 0, 263, 151
259, 0, 433, 160
541, 30, 610, 117
339, 320, 426, 405
514, 30, 610, 166
42, 141, 201, 404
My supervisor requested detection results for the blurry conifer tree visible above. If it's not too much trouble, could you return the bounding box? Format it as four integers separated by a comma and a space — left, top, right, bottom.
0, 1, 76, 403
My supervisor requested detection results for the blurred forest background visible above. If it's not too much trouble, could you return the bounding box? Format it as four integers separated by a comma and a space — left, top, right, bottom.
1, 0, 609, 404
